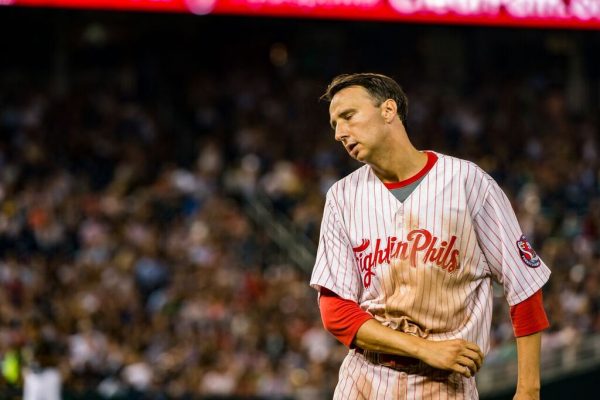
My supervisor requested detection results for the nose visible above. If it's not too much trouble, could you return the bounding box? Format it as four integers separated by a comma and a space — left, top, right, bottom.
334, 124, 347, 143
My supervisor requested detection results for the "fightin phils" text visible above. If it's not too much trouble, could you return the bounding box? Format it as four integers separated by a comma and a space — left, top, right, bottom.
352, 229, 461, 288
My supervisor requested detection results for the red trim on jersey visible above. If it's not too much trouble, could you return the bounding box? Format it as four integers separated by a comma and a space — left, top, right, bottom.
319, 288, 374, 347
383, 151, 438, 189
510, 289, 550, 337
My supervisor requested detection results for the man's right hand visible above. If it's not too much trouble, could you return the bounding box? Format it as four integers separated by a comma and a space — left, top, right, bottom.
417, 339, 484, 378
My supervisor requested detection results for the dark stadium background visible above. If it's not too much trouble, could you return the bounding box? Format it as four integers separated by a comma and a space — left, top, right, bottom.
0, 5, 599, 400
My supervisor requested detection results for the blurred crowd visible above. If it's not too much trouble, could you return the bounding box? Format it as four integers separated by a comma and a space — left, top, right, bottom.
0, 15, 599, 400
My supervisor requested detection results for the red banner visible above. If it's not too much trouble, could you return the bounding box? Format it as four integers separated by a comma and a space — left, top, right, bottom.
3, 0, 600, 29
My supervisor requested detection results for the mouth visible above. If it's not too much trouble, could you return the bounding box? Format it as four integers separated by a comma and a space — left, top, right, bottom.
346, 143, 358, 155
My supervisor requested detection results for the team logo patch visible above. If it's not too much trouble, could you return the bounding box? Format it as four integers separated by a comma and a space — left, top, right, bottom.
516, 235, 541, 268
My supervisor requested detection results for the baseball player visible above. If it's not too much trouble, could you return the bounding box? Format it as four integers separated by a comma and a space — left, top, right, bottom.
310, 73, 550, 399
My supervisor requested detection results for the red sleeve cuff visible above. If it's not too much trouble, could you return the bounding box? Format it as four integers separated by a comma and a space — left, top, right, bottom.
319, 288, 373, 347
510, 289, 550, 337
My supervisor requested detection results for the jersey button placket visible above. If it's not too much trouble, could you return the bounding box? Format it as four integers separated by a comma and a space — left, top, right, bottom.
397, 206, 404, 231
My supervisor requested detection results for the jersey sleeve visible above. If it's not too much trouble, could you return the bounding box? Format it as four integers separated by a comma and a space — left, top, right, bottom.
310, 189, 362, 302
473, 178, 551, 306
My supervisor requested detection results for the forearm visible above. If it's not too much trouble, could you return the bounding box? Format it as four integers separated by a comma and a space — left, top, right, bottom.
354, 319, 484, 377
322, 290, 481, 375
515, 332, 542, 398
354, 319, 424, 358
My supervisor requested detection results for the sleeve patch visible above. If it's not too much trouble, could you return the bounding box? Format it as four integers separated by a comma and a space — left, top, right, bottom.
516, 235, 541, 268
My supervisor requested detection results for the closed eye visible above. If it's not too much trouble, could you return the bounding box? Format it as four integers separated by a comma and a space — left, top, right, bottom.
330, 109, 356, 130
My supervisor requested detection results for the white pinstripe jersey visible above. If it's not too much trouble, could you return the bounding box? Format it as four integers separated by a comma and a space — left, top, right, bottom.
310, 152, 551, 399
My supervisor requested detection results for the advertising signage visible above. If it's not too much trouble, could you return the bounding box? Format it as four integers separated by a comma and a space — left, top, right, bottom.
3, 0, 600, 29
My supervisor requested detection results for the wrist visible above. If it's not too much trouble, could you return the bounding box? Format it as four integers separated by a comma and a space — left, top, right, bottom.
514, 387, 540, 400
409, 336, 427, 360
516, 384, 540, 394
516, 374, 540, 393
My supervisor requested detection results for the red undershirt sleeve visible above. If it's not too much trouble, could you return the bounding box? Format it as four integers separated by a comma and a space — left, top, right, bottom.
509, 289, 550, 337
319, 288, 374, 347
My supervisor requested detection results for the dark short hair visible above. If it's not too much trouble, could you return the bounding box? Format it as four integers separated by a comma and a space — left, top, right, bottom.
321, 73, 408, 127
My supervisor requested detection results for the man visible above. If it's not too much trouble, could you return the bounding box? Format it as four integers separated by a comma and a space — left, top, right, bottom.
310, 73, 550, 399
23, 340, 62, 400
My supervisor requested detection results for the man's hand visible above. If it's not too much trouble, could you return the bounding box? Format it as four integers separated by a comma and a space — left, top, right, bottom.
417, 339, 484, 378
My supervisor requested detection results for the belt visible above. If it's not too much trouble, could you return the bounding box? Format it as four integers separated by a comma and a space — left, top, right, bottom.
355, 347, 421, 371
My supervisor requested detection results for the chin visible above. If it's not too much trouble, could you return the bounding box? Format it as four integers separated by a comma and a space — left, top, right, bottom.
354, 148, 369, 162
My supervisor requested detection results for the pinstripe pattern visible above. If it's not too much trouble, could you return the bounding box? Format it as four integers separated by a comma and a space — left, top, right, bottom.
335, 351, 474, 400
310, 152, 551, 398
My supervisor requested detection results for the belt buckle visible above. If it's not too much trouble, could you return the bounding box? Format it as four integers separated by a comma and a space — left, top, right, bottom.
368, 350, 401, 371
382, 355, 418, 372
381, 358, 397, 370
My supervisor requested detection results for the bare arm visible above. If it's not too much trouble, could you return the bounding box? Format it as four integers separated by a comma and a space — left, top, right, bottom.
354, 319, 484, 378
513, 332, 542, 400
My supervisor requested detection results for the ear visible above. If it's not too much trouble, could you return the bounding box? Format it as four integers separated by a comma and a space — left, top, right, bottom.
381, 99, 397, 123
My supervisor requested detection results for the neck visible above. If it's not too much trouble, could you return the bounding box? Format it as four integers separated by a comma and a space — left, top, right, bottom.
370, 143, 427, 183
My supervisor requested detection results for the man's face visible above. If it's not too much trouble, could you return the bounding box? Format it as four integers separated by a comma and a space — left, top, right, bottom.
329, 86, 387, 163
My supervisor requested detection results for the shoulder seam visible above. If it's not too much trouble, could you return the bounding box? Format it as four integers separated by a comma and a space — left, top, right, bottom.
473, 175, 494, 218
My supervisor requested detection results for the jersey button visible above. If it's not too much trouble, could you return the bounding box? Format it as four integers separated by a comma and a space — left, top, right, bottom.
397, 208, 404, 229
